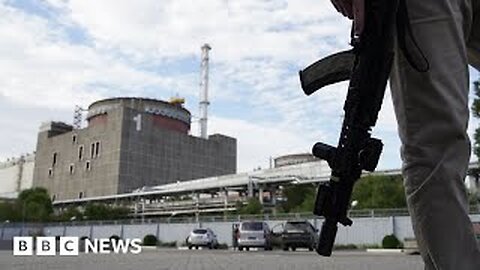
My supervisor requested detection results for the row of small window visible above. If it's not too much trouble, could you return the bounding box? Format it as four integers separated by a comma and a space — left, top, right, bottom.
78, 141, 101, 161
51, 141, 101, 167
51, 191, 84, 202
48, 161, 92, 177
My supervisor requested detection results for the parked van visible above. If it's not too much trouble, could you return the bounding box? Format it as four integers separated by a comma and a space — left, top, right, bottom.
237, 221, 272, 251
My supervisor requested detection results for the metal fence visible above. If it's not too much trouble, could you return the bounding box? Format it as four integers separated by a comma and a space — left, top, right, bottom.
16, 206, 480, 228
39, 208, 414, 227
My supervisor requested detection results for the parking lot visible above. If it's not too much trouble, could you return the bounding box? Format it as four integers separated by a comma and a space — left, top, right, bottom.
1, 248, 424, 270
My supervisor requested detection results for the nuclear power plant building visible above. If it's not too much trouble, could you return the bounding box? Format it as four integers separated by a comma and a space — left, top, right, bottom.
32, 97, 237, 201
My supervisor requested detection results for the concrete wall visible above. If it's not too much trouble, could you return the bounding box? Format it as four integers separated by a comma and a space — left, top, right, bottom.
9, 215, 476, 247
0, 154, 35, 196
118, 107, 236, 192
0, 164, 18, 194
0, 214, 477, 247
64, 226, 90, 238
17, 217, 413, 246
92, 225, 123, 239
20, 160, 35, 190
32, 116, 123, 201
123, 224, 158, 239
45, 226, 64, 237
0, 224, 43, 239
3, 215, 479, 246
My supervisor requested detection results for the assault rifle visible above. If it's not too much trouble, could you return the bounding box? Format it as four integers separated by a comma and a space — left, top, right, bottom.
298, 0, 428, 256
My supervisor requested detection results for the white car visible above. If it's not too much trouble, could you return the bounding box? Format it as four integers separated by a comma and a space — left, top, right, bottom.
186, 228, 218, 249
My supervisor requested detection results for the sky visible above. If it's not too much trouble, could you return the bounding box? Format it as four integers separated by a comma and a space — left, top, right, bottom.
0, 0, 479, 172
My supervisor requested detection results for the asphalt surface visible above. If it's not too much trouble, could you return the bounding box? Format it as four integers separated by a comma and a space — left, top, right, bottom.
0, 248, 424, 270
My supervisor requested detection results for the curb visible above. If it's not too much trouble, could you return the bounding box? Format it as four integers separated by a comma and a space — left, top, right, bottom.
366, 248, 403, 253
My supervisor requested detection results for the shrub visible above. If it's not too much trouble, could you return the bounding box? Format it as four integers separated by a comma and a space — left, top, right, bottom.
110, 235, 121, 242
382, 234, 402, 249
80, 236, 89, 241
143, 234, 158, 246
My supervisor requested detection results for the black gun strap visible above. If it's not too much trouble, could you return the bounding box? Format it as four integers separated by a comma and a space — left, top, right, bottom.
396, 0, 430, 72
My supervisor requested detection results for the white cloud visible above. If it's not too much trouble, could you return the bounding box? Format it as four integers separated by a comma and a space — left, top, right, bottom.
208, 116, 317, 172
0, 3, 200, 109
0, 0, 414, 172
52, 0, 348, 61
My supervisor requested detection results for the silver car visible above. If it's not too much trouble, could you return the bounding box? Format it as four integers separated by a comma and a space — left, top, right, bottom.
237, 221, 272, 251
186, 228, 218, 249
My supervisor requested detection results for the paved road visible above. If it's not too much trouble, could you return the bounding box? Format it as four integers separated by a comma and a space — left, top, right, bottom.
0, 249, 424, 270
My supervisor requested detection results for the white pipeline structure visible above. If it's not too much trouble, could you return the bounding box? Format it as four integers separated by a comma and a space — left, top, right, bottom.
199, 44, 211, 139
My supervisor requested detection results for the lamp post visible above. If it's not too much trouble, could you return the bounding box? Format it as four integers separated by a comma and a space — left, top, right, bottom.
21, 201, 26, 236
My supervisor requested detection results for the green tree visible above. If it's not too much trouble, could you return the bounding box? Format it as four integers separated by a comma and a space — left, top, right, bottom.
468, 191, 479, 206
351, 175, 407, 209
84, 203, 130, 220
238, 198, 263, 215
110, 206, 130, 219
469, 79, 480, 206
84, 203, 109, 220
472, 80, 480, 159
53, 206, 83, 222
280, 184, 316, 213
0, 201, 21, 222
17, 187, 53, 222
291, 188, 316, 213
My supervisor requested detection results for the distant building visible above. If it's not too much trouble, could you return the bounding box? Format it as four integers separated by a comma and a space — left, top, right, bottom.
32, 97, 236, 201
0, 154, 35, 198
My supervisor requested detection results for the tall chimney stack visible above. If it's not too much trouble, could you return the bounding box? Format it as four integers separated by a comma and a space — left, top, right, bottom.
199, 44, 211, 139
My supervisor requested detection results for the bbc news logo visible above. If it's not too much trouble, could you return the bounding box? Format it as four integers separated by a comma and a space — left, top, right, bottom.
13, 237, 142, 256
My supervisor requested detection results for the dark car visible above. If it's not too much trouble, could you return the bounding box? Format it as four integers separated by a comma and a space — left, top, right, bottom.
279, 220, 318, 251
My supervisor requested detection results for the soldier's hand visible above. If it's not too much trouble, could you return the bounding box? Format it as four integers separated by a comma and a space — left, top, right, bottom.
331, 0, 365, 36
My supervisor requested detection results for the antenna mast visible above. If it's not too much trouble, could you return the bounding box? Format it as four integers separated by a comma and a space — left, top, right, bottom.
73, 105, 85, 129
